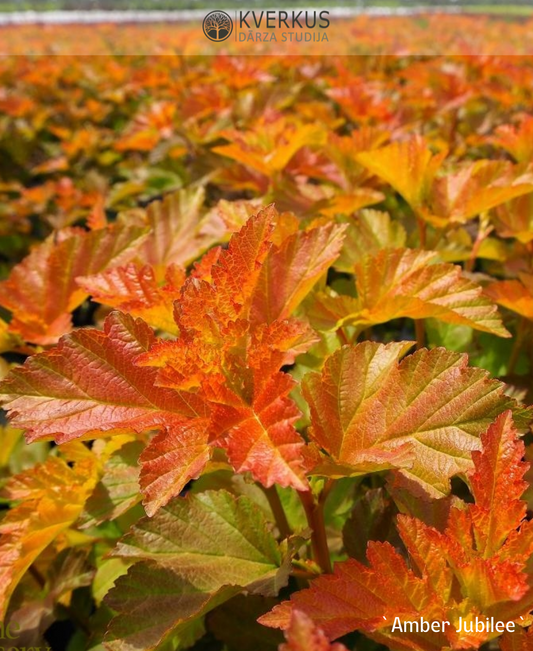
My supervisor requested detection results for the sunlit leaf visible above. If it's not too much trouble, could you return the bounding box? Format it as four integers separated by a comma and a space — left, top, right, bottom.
134, 188, 226, 276
302, 342, 529, 495
0, 311, 206, 444
334, 209, 406, 272
0, 444, 98, 617
261, 412, 533, 649
77, 262, 185, 334
0, 223, 147, 345
311, 248, 509, 337
251, 222, 346, 323
485, 273, 533, 321
356, 136, 446, 210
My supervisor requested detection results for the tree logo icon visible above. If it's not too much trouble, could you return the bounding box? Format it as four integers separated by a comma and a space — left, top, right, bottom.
203, 11, 233, 42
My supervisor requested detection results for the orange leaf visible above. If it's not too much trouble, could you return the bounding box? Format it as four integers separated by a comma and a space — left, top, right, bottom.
136, 209, 315, 498
317, 190, 384, 218
500, 626, 533, 651
139, 418, 212, 516
0, 444, 98, 617
493, 193, 533, 244
250, 222, 346, 323
466, 411, 530, 559
485, 273, 533, 321
425, 160, 533, 227
0, 311, 206, 444
356, 135, 447, 210
311, 248, 509, 337
261, 413, 533, 650
493, 116, 533, 164
302, 343, 527, 495
223, 373, 309, 492
334, 209, 406, 272
279, 610, 349, 651
0, 223, 146, 345
135, 188, 227, 277
357, 138, 533, 228
214, 119, 327, 178
78, 262, 186, 334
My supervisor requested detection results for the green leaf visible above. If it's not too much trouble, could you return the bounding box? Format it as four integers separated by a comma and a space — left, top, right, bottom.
93, 557, 133, 607
342, 489, 400, 563
334, 209, 406, 272
208, 595, 283, 651
425, 318, 473, 352
105, 490, 292, 651
302, 342, 532, 496
82, 441, 143, 528
470, 332, 530, 377
105, 565, 231, 651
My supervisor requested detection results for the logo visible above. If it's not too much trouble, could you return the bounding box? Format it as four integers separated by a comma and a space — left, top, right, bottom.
203, 10, 233, 42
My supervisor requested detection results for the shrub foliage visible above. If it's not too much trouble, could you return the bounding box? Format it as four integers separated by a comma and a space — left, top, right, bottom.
1, 54, 533, 651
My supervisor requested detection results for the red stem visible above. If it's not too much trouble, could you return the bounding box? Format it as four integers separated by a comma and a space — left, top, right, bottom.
298, 490, 332, 574
415, 319, 425, 350
263, 485, 292, 540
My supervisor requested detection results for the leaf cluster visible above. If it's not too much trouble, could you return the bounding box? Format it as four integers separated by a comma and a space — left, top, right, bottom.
1, 54, 533, 651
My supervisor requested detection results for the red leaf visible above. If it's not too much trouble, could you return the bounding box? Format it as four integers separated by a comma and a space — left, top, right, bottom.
0, 223, 146, 345
0, 311, 206, 444
78, 262, 185, 334
250, 222, 347, 323
469, 411, 529, 556
224, 373, 308, 491
139, 418, 212, 516
260, 412, 533, 650
279, 610, 348, 651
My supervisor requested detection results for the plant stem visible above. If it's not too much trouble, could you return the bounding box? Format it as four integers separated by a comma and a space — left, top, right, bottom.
508, 316, 527, 376
465, 217, 493, 273
298, 490, 332, 574
417, 216, 427, 248
337, 327, 349, 346
29, 563, 46, 588
263, 485, 292, 540
319, 478, 335, 507
415, 319, 425, 350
